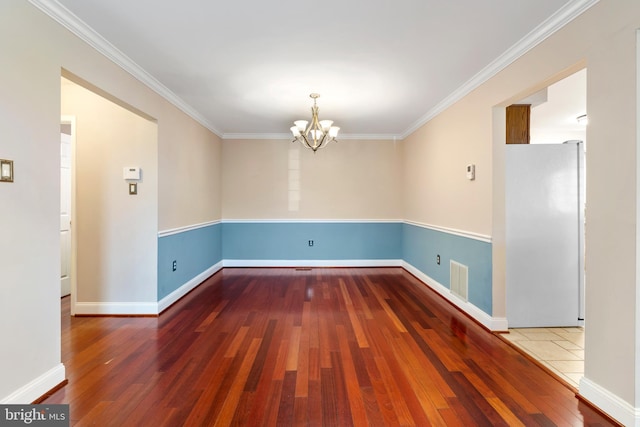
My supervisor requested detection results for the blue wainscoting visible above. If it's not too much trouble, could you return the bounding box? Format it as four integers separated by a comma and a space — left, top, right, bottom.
222, 221, 402, 262
158, 222, 222, 300
402, 222, 492, 315
157, 220, 494, 323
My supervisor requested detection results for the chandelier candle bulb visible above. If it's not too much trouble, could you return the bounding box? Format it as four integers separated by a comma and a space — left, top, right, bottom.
290, 93, 340, 152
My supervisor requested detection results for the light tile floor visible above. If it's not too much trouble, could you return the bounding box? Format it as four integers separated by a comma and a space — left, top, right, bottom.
502, 327, 584, 389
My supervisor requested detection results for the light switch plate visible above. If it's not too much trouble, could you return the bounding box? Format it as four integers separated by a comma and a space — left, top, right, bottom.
129, 182, 137, 195
0, 159, 13, 182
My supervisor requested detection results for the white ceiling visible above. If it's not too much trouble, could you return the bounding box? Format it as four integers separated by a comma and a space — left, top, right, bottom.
38, 0, 595, 139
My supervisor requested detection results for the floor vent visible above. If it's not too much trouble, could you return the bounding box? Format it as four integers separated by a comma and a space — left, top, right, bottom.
450, 260, 468, 302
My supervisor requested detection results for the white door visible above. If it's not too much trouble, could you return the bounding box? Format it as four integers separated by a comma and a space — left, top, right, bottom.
506, 142, 584, 327
60, 132, 72, 297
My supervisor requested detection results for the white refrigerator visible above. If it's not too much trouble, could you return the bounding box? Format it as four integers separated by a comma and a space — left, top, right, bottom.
506, 142, 585, 328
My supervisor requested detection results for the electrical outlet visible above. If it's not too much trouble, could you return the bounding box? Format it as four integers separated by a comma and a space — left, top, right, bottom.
308, 240, 314, 247
436, 255, 441, 265
172, 260, 177, 271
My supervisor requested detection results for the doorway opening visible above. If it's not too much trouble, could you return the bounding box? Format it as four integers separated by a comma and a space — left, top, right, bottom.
60, 71, 158, 316
503, 68, 587, 389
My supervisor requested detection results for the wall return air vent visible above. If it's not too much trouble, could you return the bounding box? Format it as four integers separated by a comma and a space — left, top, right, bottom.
450, 260, 469, 302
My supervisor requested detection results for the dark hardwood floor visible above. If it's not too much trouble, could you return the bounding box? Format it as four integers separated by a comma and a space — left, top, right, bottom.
44, 268, 616, 426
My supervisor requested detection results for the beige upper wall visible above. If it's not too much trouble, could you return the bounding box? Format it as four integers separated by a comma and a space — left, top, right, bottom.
222, 139, 402, 220
403, 102, 492, 235
402, 0, 640, 410
158, 110, 222, 230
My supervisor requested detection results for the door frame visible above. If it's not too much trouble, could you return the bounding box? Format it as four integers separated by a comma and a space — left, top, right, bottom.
61, 115, 77, 316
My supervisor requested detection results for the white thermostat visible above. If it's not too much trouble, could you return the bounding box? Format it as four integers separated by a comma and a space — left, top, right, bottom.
466, 164, 475, 180
123, 167, 141, 180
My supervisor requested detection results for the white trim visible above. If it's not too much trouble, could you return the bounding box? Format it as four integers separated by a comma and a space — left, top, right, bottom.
328, 134, 402, 141
636, 28, 640, 423
158, 262, 223, 313
222, 133, 402, 141
1, 364, 66, 404
403, 261, 508, 331
223, 259, 402, 268
74, 302, 159, 316
404, 220, 492, 243
61, 115, 78, 316
223, 133, 299, 140
579, 377, 638, 426
158, 220, 221, 238
221, 219, 402, 224
400, 0, 599, 139
28, 0, 223, 138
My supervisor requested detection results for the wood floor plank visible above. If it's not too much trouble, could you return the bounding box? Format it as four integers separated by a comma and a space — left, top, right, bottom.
285, 326, 302, 371
361, 353, 401, 427
244, 318, 277, 392
370, 353, 417, 426
306, 379, 322, 427
214, 338, 262, 426
364, 277, 408, 333
339, 278, 370, 348
275, 370, 297, 426
335, 324, 369, 425
383, 328, 449, 425
182, 356, 233, 426
295, 302, 311, 398
45, 268, 618, 426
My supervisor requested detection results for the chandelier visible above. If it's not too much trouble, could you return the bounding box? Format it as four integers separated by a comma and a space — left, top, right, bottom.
290, 93, 340, 152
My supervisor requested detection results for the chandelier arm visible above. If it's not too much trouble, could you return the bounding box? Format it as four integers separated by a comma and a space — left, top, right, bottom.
320, 133, 328, 149
317, 137, 331, 149
300, 134, 311, 149
299, 134, 317, 151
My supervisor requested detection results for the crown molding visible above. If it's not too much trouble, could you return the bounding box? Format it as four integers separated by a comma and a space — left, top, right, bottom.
400, 0, 599, 139
28, 0, 224, 138
222, 133, 299, 140
222, 133, 402, 141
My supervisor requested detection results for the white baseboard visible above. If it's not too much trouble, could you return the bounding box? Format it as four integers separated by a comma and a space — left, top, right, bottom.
579, 376, 638, 426
158, 261, 223, 313
74, 302, 159, 316
402, 261, 508, 331
222, 259, 403, 268
1, 364, 65, 404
